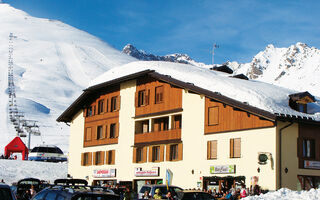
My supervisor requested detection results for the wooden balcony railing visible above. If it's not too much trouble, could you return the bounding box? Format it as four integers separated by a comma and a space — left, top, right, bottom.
134, 129, 181, 144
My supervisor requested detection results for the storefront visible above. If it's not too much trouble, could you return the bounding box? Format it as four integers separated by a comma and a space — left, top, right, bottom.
92, 168, 117, 186
297, 175, 320, 190
133, 167, 163, 192
203, 164, 245, 192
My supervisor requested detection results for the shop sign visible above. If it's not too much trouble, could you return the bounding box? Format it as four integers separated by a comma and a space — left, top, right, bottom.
93, 169, 116, 178
135, 167, 159, 177
304, 160, 320, 169
210, 165, 235, 174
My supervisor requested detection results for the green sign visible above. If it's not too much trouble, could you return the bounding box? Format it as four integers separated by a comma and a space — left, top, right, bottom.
210, 165, 236, 174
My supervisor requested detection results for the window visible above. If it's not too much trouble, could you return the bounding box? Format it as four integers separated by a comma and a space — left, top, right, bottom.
169, 144, 178, 161
110, 123, 116, 138
85, 127, 92, 141
142, 121, 149, 133
208, 106, 219, 125
303, 139, 315, 158
155, 86, 164, 104
106, 150, 115, 165
98, 100, 104, 114
94, 151, 104, 165
173, 115, 182, 129
81, 152, 91, 166
111, 96, 120, 112
207, 140, 217, 159
86, 106, 93, 117
97, 126, 103, 140
152, 146, 160, 162
138, 90, 147, 107
153, 117, 169, 132
230, 138, 241, 158
136, 147, 143, 163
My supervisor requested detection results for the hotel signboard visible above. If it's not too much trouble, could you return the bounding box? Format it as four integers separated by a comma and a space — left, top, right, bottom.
210, 165, 236, 174
135, 167, 159, 177
304, 160, 320, 169
93, 169, 116, 178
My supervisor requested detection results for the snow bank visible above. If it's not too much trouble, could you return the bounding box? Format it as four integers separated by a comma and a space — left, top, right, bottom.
244, 188, 320, 200
0, 159, 67, 185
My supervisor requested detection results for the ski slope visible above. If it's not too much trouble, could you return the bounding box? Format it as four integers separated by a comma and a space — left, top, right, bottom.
0, 3, 136, 153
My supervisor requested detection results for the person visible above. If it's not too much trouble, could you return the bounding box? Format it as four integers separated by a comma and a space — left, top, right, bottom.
142, 190, 150, 199
22, 189, 32, 200
225, 191, 232, 200
123, 186, 134, 200
240, 184, 247, 198
166, 191, 174, 200
30, 185, 36, 197
253, 184, 261, 195
153, 188, 162, 199
1, 179, 4, 183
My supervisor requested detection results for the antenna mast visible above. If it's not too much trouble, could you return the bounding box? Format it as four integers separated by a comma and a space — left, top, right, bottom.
212, 43, 219, 65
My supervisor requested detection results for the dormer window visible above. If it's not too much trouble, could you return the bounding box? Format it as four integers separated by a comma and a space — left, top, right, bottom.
289, 91, 315, 113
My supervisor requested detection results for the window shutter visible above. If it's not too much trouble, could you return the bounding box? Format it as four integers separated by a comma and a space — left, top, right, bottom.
88, 152, 92, 165
178, 143, 183, 161
133, 148, 137, 163
116, 123, 119, 138
112, 150, 115, 165
146, 89, 150, 105
135, 92, 138, 107
106, 125, 111, 138
117, 96, 121, 110
148, 146, 153, 162
105, 151, 109, 165
212, 140, 217, 159
93, 127, 97, 140
234, 138, 241, 158
81, 153, 84, 166
297, 137, 303, 157
208, 107, 219, 125
143, 147, 148, 163
160, 145, 164, 162
106, 99, 109, 112
93, 152, 96, 165
230, 139, 234, 158
207, 141, 211, 159
166, 145, 170, 161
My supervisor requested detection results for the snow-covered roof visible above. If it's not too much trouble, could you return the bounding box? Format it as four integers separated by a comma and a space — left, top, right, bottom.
89, 61, 320, 122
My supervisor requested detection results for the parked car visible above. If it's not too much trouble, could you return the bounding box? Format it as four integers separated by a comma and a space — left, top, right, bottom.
31, 179, 119, 200
28, 145, 67, 162
16, 178, 41, 200
0, 183, 17, 200
138, 184, 182, 199
176, 190, 216, 200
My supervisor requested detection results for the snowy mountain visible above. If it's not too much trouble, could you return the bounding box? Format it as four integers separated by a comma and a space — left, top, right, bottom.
124, 43, 320, 98
0, 4, 136, 153
122, 44, 210, 68
229, 42, 320, 97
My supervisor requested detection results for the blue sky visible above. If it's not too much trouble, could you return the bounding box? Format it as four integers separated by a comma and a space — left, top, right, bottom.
4, 0, 320, 64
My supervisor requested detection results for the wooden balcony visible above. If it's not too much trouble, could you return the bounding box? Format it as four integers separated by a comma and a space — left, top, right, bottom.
134, 129, 181, 145
84, 138, 118, 147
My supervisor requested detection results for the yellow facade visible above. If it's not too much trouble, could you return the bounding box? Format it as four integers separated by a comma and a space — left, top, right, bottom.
67, 79, 319, 191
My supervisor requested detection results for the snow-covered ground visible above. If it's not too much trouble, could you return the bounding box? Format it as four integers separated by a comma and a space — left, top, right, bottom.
244, 188, 320, 200
0, 159, 67, 185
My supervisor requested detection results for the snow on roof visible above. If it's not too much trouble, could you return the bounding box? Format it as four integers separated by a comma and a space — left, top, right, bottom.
89, 61, 320, 121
